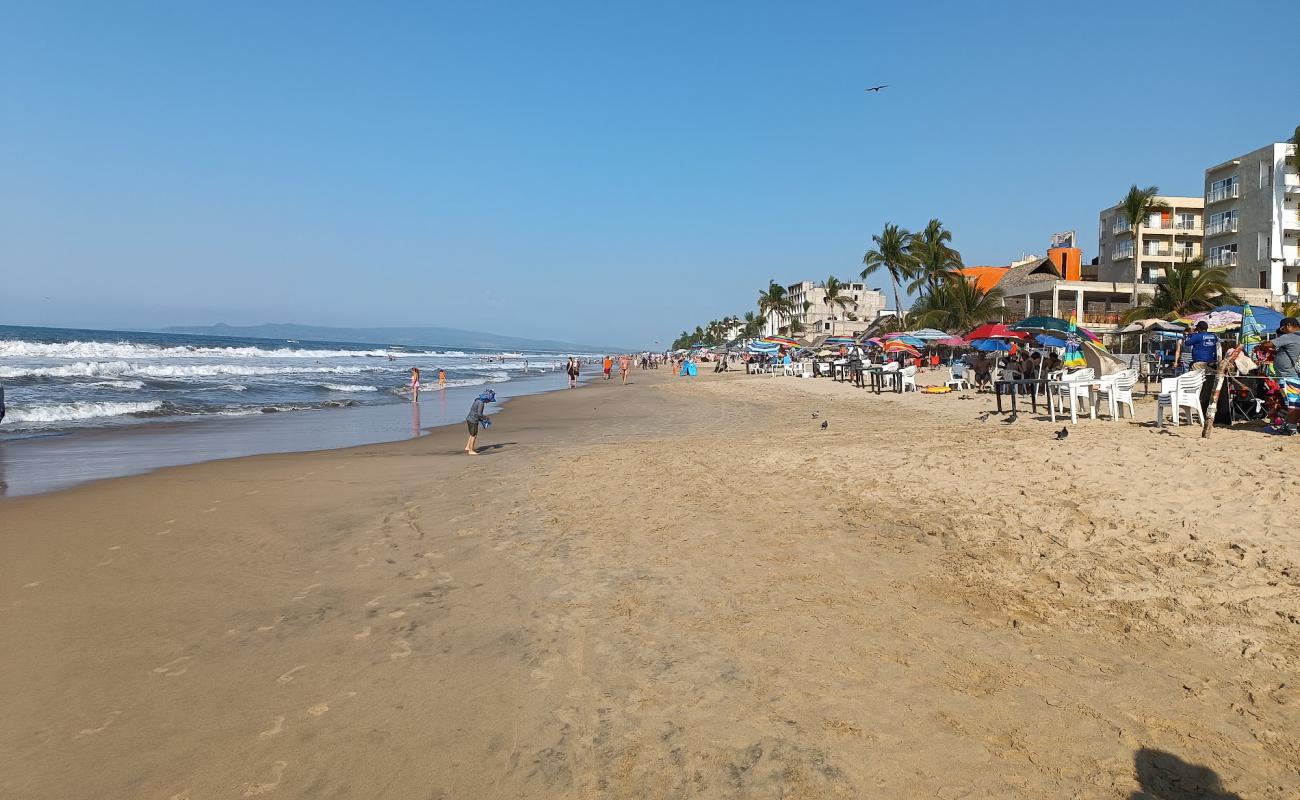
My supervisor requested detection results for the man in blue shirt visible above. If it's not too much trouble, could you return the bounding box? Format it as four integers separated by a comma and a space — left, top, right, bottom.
1180, 321, 1221, 370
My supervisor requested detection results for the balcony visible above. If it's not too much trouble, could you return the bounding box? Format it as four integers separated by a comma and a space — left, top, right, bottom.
1111, 221, 1132, 236
1284, 183, 1300, 196
1174, 220, 1201, 231
1142, 245, 1172, 257
1206, 252, 1239, 268
1205, 218, 1239, 236
1111, 246, 1134, 261
1206, 184, 1240, 204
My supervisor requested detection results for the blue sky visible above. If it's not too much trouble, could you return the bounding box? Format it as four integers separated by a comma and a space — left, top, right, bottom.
2, 1, 1295, 347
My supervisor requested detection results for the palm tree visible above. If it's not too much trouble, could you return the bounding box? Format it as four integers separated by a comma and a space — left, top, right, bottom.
757, 281, 793, 334
906, 219, 962, 298
1119, 185, 1170, 306
1122, 259, 1242, 322
741, 311, 762, 339
822, 275, 857, 320
910, 274, 1004, 332
862, 223, 917, 322
1282, 301, 1300, 320
1290, 125, 1300, 176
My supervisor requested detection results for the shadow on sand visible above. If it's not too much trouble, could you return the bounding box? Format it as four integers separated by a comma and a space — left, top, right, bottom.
1129, 747, 1242, 800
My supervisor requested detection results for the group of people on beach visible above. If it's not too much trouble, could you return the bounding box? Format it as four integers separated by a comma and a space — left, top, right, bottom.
406, 367, 446, 401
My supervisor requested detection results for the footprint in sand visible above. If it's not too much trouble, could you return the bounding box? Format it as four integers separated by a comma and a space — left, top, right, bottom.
353, 626, 371, 641
168, 792, 192, 800
23, 581, 41, 589
306, 703, 329, 717
256, 616, 285, 633
239, 761, 287, 797
387, 610, 406, 619
165, 519, 176, 524
202, 507, 217, 514
154, 529, 172, 537
108, 545, 121, 551
276, 665, 306, 685
152, 656, 192, 677
259, 716, 285, 738
76, 710, 121, 737
291, 584, 321, 602
389, 640, 412, 661
365, 595, 385, 608
96, 558, 115, 567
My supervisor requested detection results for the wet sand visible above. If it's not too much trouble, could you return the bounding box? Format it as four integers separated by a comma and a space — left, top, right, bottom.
1, 367, 1296, 798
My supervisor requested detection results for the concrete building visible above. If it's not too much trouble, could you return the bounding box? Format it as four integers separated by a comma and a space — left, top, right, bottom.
784, 280, 886, 334
1096, 196, 1204, 286
1203, 142, 1300, 299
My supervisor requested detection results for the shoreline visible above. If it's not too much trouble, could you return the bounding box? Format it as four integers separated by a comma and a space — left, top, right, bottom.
0, 368, 581, 498
2, 369, 1296, 798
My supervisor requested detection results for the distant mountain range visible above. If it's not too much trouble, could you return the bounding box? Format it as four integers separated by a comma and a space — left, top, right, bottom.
159, 323, 619, 353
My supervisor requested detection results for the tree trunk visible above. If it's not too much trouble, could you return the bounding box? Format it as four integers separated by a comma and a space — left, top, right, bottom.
1202, 347, 1238, 438
890, 269, 903, 329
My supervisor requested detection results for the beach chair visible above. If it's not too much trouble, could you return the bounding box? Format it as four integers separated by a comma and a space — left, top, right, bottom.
1053, 368, 1096, 424
1097, 368, 1138, 420
900, 365, 918, 392
944, 364, 968, 391
1155, 370, 1206, 427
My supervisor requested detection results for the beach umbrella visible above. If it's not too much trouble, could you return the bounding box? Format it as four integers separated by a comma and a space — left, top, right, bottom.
906, 328, 951, 341
1239, 302, 1265, 356
936, 336, 966, 347
965, 323, 1027, 341
883, 340, 922, 357
1035, 334, 1067, 348
971, 339, 1011, 352
823, 336, 856, 346
1174, 310, 1240, 332
883, 334, 925, 348
762, 336, 801, 348
1061, 313, 1087, 368
1118, 318, 1188, 334
1011, 315, 1102, 343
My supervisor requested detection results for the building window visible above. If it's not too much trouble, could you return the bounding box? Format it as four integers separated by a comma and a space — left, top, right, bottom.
1260, 160, 1272, 189
1208, 243, 1238, 268
1261, 271, 1269, 289
1207, 210, 1238, 236
1208, 176, 1239, 203
1259, 233, 1270, 261
1177, 212, 1196, 230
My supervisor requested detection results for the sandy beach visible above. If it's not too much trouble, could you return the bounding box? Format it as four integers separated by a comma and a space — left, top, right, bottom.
2, 369, 1297, 799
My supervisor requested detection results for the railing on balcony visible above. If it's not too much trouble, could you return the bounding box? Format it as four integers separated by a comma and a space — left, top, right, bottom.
1205, 218, 1238, 236
1142, 245, 1172, 257
1112, 221, 1131, 236
1207, 184, 1240, 203
1206, 252, 1239, 268
1174, 220, 1200, 230
1111, 246, 1134, 260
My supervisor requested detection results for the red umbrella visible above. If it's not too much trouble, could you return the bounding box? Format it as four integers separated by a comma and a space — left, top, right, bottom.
883, 340, 922, 357
964, 323, 1027, 343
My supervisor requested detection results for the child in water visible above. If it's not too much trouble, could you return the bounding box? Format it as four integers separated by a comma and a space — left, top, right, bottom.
465, 389, 495, 455
438, 368, 447, 388
409, 367, 421, 401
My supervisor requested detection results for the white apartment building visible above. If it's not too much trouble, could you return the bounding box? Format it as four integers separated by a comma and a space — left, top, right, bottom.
785, 280, 886, 333
1096, 196, 1204, 285
1203, 141, 1300, 299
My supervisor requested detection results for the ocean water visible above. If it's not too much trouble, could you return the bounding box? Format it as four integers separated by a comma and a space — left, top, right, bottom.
0, 325, 579, 435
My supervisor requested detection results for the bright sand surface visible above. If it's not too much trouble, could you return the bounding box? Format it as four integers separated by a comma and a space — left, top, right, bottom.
1, 367, 1297, 798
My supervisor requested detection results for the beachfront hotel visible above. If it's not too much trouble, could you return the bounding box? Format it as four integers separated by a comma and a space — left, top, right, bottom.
1202, 141, 1300, 300
1096, 195, 1204, 285
768, 281, 887, 336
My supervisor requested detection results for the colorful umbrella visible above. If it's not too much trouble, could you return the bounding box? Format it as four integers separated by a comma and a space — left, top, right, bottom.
1062, 313, 1086, 368
936, 336, 966, 347
762, 336, 801, 347
1210, 304, 1283, 332
1011, 316, 1102, 343
1035, 334, 1067, 348
823, 336, 857, 346
883, 334, 925, 348
1174, 310, 1240, 332
883, 341, 922, 357
1239, 303, 1265, 356
965, 323, 1027, 342
971, 339, 1011, 352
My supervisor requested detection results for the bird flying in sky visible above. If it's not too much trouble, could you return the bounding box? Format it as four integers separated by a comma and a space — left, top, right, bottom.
865, 85, 888, 92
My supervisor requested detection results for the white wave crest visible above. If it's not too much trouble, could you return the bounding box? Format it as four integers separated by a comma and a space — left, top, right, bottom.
68, 380, 147, 390
0, 339, 427, 360
4, 401, 164, 424
320, 383, 379, 392
0, 361, 382, 380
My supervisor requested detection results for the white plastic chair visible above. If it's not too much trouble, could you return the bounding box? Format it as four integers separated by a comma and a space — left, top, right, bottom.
945, 365, 969, 391
1156, 371, 1206, 427
900, 365, 918, 392
1054, 368, 1096, 424
1097, 369, 1138, 420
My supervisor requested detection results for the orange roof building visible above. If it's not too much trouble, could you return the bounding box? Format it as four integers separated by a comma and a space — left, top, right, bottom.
958, 266, 1009, 293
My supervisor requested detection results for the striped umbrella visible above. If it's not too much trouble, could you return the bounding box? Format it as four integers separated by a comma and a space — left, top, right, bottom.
1239, 302, 1264, 356
823, 336, 857, 346
762, 336, 801, 347
1062, 312, 1087, 368
883, 340, 922, 357
882, 334, 925, 348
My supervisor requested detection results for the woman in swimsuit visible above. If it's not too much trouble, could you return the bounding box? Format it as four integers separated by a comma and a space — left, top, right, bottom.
409, 367, 421, 401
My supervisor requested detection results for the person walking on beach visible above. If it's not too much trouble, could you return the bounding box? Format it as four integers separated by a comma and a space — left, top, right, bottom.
566, 357, 579, 388
409, 367, 421, 401
618, 354, 631, 385
464, 388, 495, 455
602, 356, 613, 381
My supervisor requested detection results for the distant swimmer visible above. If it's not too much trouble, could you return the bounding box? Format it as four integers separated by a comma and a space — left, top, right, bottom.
409, 367, 421, 401
438, 368, 447, 388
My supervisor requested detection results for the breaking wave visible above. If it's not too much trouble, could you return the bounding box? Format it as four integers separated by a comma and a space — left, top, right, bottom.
4, 401, 165, 424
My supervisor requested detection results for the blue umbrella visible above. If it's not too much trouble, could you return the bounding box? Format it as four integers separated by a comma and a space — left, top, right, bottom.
1213, 304, 1283, 332
887, 335, 926, 348
1035, 334, 1067, 348
972, 339, 1011, 352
